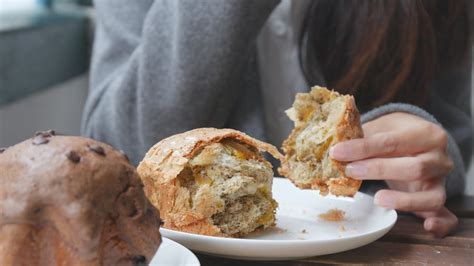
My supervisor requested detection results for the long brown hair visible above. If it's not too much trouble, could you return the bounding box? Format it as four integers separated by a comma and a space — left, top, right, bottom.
301, 0, 470, 110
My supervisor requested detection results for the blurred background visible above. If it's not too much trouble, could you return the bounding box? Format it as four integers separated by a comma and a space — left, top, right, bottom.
0, 0, 91, 145
0, 0, 473, 195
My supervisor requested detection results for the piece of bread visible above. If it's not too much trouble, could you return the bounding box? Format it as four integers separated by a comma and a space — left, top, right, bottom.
279, 86, 364, 197
0, 131, 161, 266
137, 128, 283, 237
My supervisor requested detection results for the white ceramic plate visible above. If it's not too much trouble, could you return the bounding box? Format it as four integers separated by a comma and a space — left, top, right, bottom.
161, 178, 397, 261
149, 237, 200, 265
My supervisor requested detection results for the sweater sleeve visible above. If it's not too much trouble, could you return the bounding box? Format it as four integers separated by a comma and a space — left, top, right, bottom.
81, 0, 279, 165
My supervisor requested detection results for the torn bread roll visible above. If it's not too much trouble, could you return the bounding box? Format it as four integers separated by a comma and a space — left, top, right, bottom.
279, 86, 364, 197
137, 128, 283, 237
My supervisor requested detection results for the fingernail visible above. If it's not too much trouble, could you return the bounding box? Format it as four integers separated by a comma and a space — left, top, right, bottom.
345, 163, 367, 178
374, 193, 396, 209
424, 219, 434, 231
329, 144, 349, 160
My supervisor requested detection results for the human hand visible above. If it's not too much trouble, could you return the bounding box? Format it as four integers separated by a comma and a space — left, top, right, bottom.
330, 112, 457, 237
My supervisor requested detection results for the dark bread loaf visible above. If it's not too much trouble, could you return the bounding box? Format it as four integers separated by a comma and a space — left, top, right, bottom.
0, 131, 161, 265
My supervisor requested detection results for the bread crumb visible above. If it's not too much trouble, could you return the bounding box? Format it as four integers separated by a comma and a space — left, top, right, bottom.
318, 208, 345, 222
276, 228, 288, 234
339, 224, 346, 232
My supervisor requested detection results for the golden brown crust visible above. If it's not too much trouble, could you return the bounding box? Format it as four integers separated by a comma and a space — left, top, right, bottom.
138, 128, 282, 237
330, 95, 363, 196
279, 87, 363, 197
0, 133, 161, 265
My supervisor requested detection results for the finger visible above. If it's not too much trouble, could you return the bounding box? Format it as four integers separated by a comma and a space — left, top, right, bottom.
344, 152, 452, 181
415, 207, 458, 237
362, 114, 443, 139
374, 188, 446, 212
330, 129, 444, 161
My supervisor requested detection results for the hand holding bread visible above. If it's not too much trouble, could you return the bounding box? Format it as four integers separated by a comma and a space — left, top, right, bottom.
330, 112, 456, 237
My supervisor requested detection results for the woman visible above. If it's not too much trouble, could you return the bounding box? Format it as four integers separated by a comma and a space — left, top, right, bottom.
82, 0, 471, 237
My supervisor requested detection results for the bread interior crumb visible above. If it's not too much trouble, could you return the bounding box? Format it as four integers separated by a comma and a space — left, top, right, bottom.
176, 139, 277, 236
283, 89, 346, 192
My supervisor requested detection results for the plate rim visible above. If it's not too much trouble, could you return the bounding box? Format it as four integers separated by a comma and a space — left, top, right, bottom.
160, 211, 396, 245
161, 178, 397, 245
152, 237, 201, 265
159, 177, 398, 260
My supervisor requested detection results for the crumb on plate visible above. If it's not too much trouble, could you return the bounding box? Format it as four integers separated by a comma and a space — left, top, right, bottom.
318, 208, 345, 222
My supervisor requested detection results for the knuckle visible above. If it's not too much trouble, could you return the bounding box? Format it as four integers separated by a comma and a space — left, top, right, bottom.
453, 214, 459, 227
371, 159, 385, 178
445, 158, 455, 172
360, 140, 371, 156
380, 133, 398, 155
411, 159, 429, 180
402, 197, 414, 211
440, 191, 447, 206
438, 132, 448, 148
420, 123, 434, 135
432, 191, 447, 210
431, 125, 448, 147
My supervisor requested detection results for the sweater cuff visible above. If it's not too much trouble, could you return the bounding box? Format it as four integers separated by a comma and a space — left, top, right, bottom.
361, 103, 466, 197
361, 103, 439, 125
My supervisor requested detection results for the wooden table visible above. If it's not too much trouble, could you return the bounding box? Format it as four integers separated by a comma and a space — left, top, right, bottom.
196, 196, 474, 265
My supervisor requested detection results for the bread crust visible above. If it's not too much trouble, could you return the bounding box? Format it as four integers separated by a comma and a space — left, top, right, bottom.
138, 128, 283, 237
0, 134, 161, 265
279, 87, 363, 197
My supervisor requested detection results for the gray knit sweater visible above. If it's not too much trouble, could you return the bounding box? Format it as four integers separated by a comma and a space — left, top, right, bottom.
81, 0, 471, 196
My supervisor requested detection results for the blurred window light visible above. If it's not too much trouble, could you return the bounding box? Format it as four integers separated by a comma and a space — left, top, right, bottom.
0, 0, 38, 13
